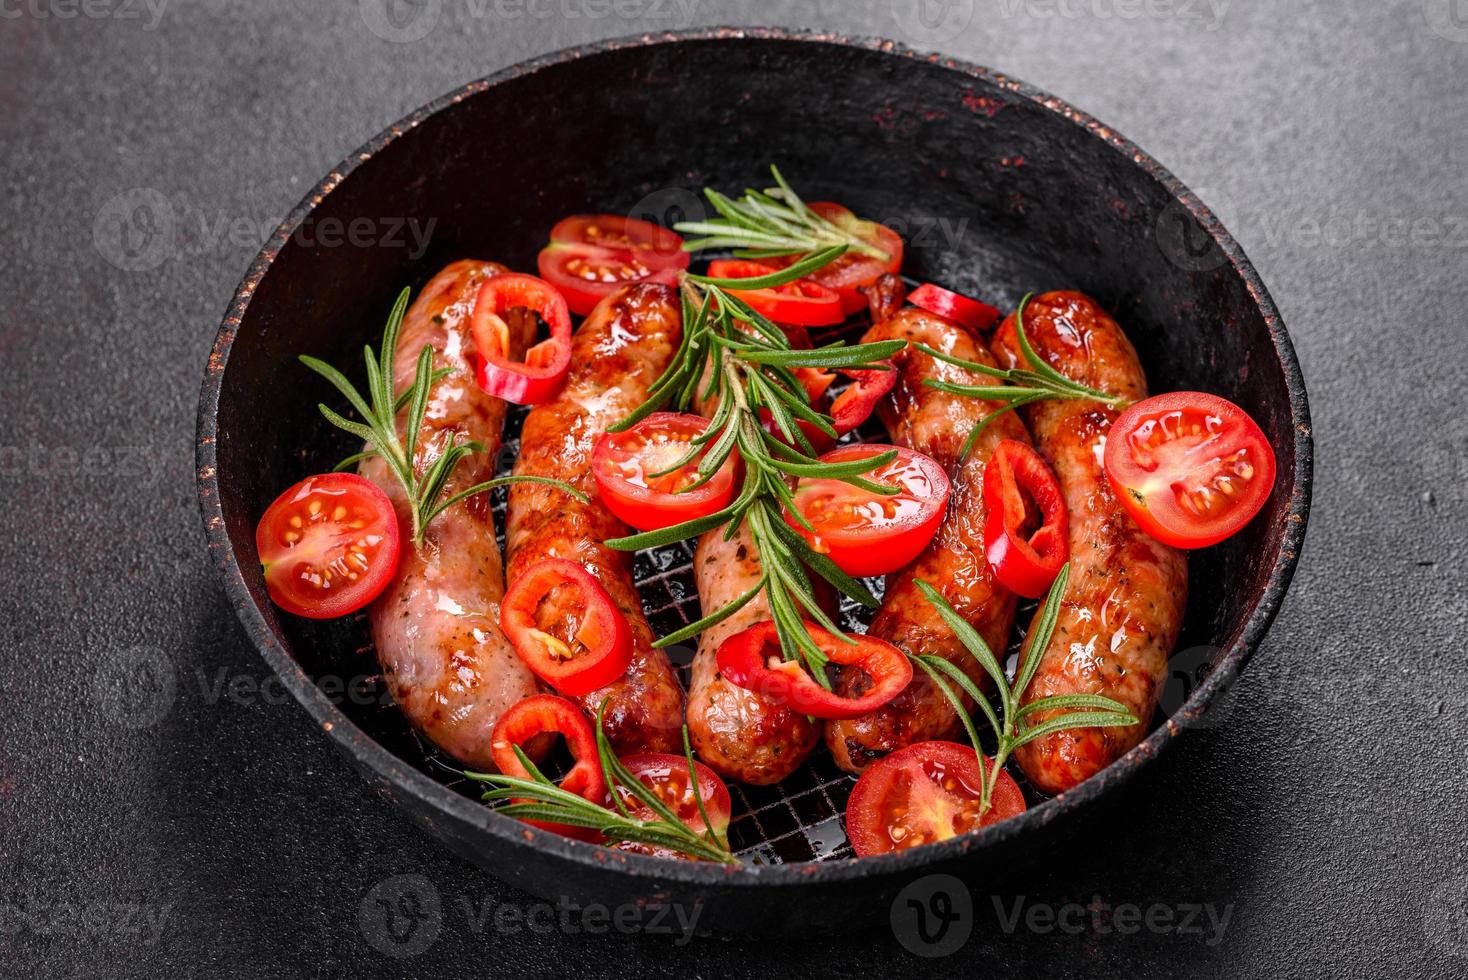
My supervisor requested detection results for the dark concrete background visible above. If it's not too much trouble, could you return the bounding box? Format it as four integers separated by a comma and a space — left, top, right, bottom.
2, 1, 1465, 976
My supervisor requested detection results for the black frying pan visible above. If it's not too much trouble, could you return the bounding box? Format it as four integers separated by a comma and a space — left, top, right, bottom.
195, 28, 1312, 934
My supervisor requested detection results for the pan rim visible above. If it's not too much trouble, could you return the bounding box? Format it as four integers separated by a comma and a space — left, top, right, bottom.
195, 25, 1313, 886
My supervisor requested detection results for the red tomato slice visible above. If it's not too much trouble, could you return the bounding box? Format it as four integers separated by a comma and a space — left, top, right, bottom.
705, 259, 844, 326
771, 202, 905, 315
715, 620, 913, 720
550, 214, 690, 271
539, 214, 689, 316
983, 440, 1069, 598
1103, 391, 1277, 549
784, 444, 950, 577
255, 473, 400, 619
908, 283, 1001, 332
592, 412, 739, 532
537, 243, 682, 317
846, 741, 1026, 857
609, 753, 732, 860
500, 559, 633, 696
491, 694, 607, 841
471, 273, 573, 404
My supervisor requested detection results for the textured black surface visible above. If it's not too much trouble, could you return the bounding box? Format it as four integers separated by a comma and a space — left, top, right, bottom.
2, 2, 1464, 977
197, 28, 1309, 933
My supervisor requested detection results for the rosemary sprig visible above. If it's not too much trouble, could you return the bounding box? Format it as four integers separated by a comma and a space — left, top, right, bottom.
467, 706, 738, 865
674, 164, 892, 262
301, 286, 587, 548
911, 563, 1138, 817
603, 238, 906, 681
916, 292, 1130, 459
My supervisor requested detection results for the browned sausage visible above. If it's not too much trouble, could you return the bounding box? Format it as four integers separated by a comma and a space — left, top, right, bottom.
504, 282, 686, 755
684, 329, 825, 785
824, 305, 1030, 773
686, 524, 824, 785
990, 291, 1187, 795
362, 260, 539, 772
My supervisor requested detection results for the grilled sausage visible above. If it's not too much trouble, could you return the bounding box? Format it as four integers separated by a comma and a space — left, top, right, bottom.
361, 260, 539, 772
824, 304, 1029, 773
686, 524, 824, 785
990, 291, 1187, 795
684, 331, 826, 785
504, 281, 686, 755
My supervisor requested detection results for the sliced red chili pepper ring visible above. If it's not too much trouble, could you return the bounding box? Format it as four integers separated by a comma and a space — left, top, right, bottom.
827, 361, 897, 435
705, 259, 844, 327
982, 439, 1069, 599
500, 559, 633, 696
715, 620, 913, 720
471, 273, 574, 405
908, 282, 1002, 333
491, 694, 608, 840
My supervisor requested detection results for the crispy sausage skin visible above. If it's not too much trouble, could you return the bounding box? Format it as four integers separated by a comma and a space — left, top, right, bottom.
686, 524, 824, 785
990, 291, 1187, 795
824, 303, 1029, 773
361, 260, 539, 772
504, 282, 686, 755
684, 330, 825, 785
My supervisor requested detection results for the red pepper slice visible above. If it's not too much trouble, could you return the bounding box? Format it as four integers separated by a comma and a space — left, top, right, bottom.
827, 361, 897, 435
471, 273, 573, 405
908, 283, 1001, 332
706, 259, 844, 327
759, 362, 896, 454
715, 620, 913, 720
982, 440, 1069, 598
500, 559, 633, 696
491, 694, 607, 840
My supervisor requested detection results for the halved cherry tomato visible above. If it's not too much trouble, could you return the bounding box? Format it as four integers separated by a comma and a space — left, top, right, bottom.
609, 753, 732, 860
845, 741, 1026, 857
771, 202, 905, 315
491, 694, 607, 840
537, 243, 682, 317
550, 214, 689, 269
983, 440, 1069, 598
908, 283, 1001, 333
705, 259, 844, 327
255, 473, 400, 619
500, 559, 633, 696
784, 444, 950, 577
471, 273, 573, 404
1103, 391, 1277, 549
592, 413, 738, 532
716, 620, 913, 720
538, 214, 689, 316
